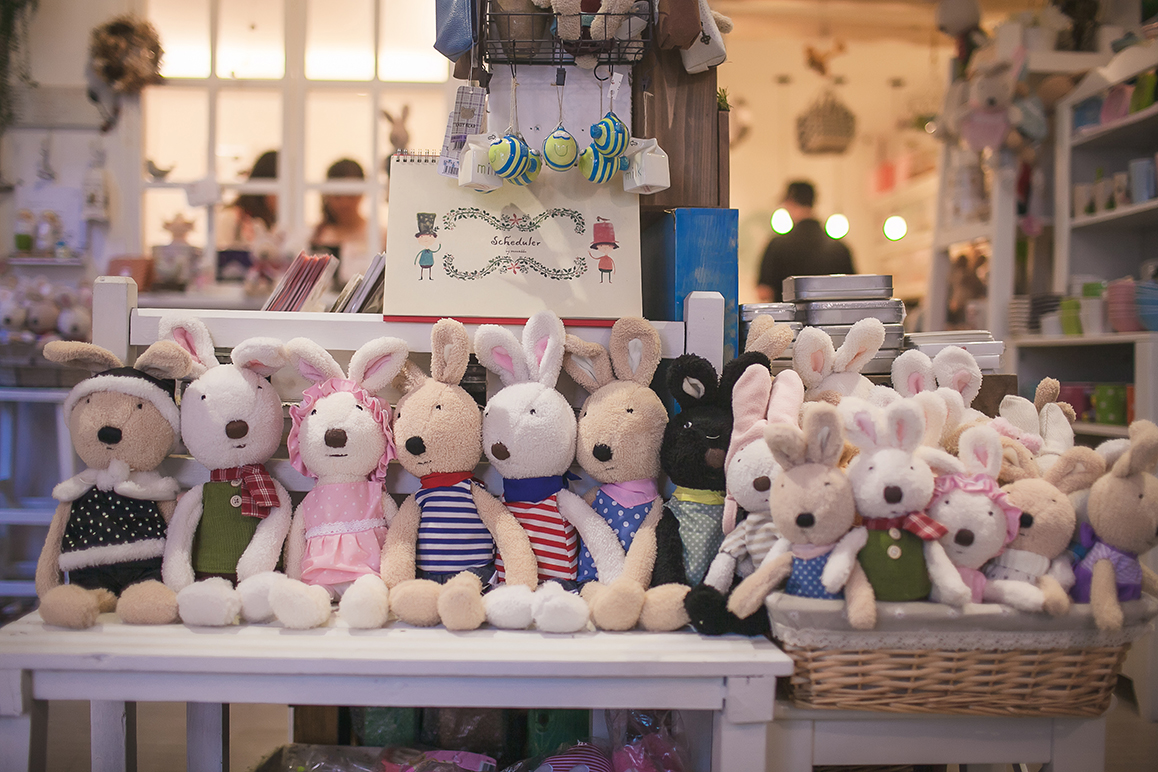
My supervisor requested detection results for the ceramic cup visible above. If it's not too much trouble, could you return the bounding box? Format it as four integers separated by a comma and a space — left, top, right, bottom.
1129, 158, 1156, 203
1091, 383, 1128, 425
542, 127, 579, 171
589, 111, 629, 159
1073, 183, 1093, 218
1040, 311, 1063, 336
1080, 296, 1106, 334
1093, 178, 1112, 213
489, 134, 532, 179
1113, 171, 1131, 208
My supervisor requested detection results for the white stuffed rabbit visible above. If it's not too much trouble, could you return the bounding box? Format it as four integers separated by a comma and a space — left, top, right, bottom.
890, 346, 986, 439
840, 397, 970, 605
993, 378, 1076, 474
158, 316, 294, 627
264, 336, 407, 630
792, 317, 886, 403
474, 311, 626, 632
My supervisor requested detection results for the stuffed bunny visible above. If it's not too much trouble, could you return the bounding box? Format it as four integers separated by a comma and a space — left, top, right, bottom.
261, 336, 407, 630
840, 398, 969, 605
562, 317, 669, 631
381, 319, 538, 630
990, 445, 1104, 616
726, 403, 876, 630
36, 340, 193, 628
993, 379, 1076, 475
925, 425, 1029, 607
1074, 420, 1158, 631
792, 317, 887, 403
158, 316, 294, 627
474, 311, 625, 633
891, 346, 985, 427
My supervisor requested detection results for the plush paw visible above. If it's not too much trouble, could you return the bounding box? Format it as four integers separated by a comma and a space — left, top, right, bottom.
639, 583, 691, 632
845, 596, 877, 630
1093, 599, 1125, 632
684, 584, 735, 636
338, 575, 389, 629
117, 580, 179, 625
38, 584, 102, 629
484, 584, 535, 630
94, 588, 118, 613
268, 579, 333, 629
437, 572, 486, 631
390, 579, 444, 627
1039, 576, 1072, 617
176, 578, 242, 626
237, 571, 289, 623
531, 583, 589, 633
589, 577, 645, 631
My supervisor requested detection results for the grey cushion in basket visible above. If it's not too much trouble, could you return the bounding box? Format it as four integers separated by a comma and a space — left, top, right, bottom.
765, 592, 1158, 651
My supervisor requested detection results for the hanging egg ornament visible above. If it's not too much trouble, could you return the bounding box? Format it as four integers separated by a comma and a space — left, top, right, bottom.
578, 148, 629, 184
509, 150, 543, 186
489, 135, 532, 179
542, 127, 579, 171
589, 112, 629, 159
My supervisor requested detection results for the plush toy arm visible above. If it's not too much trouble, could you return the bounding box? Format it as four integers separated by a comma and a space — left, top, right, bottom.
283, 505, 307, 581
161, 485, 204, 591
1036, 574, 1072, 616
582, 488, 598, 506
844, 562, 877, 630
236, 480, 292, 582
727, 546, 793, 619
821, 526, 868, 594
703, 552, 738, 594
1090, 559, 1124, 631
381, 495, 420, 588
924, 541, 971, 607
158, 499, 177, 524
1047, 555, 1076, 590
650, 505, 688, 587
34, 501, 71, 597
983, 578, 1045, 612
1142, 563, 1158, 598
474, 484, 537, 589
620, 498, 664, 588
382, 490, 399, 527
557, 488, 625, 583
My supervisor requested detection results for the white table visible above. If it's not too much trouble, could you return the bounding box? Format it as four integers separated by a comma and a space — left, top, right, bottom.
0, 612, 792, 772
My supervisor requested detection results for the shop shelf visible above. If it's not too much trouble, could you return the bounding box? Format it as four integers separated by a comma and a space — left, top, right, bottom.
1071, 102, 1158, 151
1072, 421, 1130, 438
933, 220, 991, 250
1011, 331, 1157, 346
1071, 197, 1158, 230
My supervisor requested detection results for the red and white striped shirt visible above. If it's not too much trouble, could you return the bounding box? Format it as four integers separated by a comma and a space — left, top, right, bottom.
495, 493, 578, 583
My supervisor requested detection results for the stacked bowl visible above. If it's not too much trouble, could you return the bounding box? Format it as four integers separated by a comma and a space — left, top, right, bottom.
1107, 278, 1145, 333
1136, 281, 1158, 331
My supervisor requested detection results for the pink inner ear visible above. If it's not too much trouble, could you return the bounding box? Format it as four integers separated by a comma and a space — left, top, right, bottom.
855, 413, 876, 444
811, 350, 824, 374
953, 372, 971, 393
173, 327, 205, 365
895, 418, 907, 446
975, 445, 989, 468
491, 346, 515, 377
298, 359, 329, 383
362, 353, 395, 381
533, 337, 549, 367
908, 373, 926, 395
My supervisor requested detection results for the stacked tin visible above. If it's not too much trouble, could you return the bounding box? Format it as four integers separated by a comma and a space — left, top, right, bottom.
903, 330, 1004, 373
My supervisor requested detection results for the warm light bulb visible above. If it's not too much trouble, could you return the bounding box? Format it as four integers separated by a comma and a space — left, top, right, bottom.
771, 208, 793, 234
825, 214, 849, 240
883, 215, 908, 241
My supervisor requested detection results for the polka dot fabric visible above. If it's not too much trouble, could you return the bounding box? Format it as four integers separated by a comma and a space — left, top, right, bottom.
576, 489, 651, 584
61, 488, 168, 560
667, 497, 725, 586
784, 553, 843, 600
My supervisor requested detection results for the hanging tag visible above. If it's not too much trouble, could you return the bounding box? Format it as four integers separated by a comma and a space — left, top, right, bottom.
555, 68, 566, 87
609, 72, 624, 100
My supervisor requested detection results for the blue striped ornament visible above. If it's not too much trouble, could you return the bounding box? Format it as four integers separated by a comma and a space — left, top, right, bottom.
542, 127, 579, 171
509, 150, 543, 186
489, 134, 531, 179
578, 148, 628, 184
589, 111, 628, 159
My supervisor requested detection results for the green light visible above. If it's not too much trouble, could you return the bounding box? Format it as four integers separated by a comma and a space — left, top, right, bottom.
825, 214, 849, 239
883, 215, 908, 241
771, 208, 793, 234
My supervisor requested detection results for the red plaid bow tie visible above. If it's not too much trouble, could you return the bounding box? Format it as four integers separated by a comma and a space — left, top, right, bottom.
863, 512, 948, 541
210, 464, 279, 518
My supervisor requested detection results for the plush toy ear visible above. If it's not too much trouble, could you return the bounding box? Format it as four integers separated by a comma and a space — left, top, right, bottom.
521, 310, 566, 389
667, 354, 719, 410
999, 394, 1040, 436
430, 318, 470, 385
1039, 402, 1075, 457
891, 350, 936, 398
349, 337, 409, 393
765, 422, 807, 472
833, 318, 885, 375
868, 384, 902, 408
911, 391, 949, 447
884, 400, 925, 454
999, 437, 1041, 483
719, 351, 770, 409
474, 325, 530, 388
767, 369, 804, 425
158, 314, 218, 377
1034, 377, 1061, 413
285, 337, 344, 384
42, 340, 123, 373
1095, 438, 1132, 471
791, 326, 835, 388
133, 340, 194, 381
802, 403, 845, 468
730, 363, 773, 438
1045, 446, 1106, 493
959, 424, 1002, 478
608, 316, 661, 386
397, 360, 428, 395
839, 397, 881, 451
1113, 420, 1158, 479
932, 347, 983, 407
744, 315, 794, 361
915, 445, 966, 476
231, 337, 287, 378
562, 335, 614, 394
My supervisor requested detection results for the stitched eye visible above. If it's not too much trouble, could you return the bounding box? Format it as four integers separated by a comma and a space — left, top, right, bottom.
200, 394, 206, 400
626, 408, 633, 413
137, 403, 143, 409
356, 405, 364, 411
868, 465, 874, 471
85, 397, 90, 403
435, 405, 442, 410
683, 420, 692, 429
529, 408, 536, 415
311, 409, 317, 415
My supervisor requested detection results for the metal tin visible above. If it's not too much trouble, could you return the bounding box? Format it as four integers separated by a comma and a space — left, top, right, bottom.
973, 354, 1002, 372
817, 323, 905, 350
860, 351, 899, 375
741, 302, 797, 322
908, 340, 1005, 357
798, 299, 905, 325
905, 330, 994, 344
783, 274, 892, 301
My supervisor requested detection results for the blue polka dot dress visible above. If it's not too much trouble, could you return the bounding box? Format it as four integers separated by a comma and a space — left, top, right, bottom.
784, 553, 843, 600
576, 488, 651, 584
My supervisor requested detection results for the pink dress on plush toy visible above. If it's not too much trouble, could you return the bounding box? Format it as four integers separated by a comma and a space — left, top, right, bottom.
298, 480, 389, 587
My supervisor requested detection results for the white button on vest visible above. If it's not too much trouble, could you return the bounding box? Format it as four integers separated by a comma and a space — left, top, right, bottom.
230, 479, 242, 487
230, 495, 243, 508
888, 527, 902, 540
887, 545, 902, 560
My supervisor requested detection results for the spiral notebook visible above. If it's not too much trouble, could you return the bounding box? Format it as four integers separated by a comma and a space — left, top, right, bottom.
384, 151, 641, 323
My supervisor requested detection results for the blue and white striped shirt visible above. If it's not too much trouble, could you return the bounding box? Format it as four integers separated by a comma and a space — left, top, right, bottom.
415, 480, 495, 574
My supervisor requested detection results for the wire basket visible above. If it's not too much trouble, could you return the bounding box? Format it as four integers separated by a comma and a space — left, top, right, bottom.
796, 90, 857, 155
483, 0, 652, 66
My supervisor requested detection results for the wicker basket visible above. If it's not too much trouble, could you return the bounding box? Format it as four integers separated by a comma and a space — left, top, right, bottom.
766, 593, 1158, 717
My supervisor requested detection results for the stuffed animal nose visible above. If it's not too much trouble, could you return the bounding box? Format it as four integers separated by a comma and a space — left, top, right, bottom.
325, 428, 347, 448
593, 443, 613, 462
226, 420, 249, 439
884, 485, 903, 504
955, 529, 975, 547
405, 436, 426, 456
97, 425, 122, 445
491, 442, 510, 460
753, 476, 771, 492
705, 448, 725, 468
796, 512, 815, 528
1020, 513, 1034, 529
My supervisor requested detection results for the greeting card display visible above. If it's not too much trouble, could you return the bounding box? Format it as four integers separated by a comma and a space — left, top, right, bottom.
385, 152, 642, 322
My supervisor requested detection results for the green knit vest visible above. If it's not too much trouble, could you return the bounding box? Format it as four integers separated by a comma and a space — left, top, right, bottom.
192, 482, 260, 576
858, 529, 932, 602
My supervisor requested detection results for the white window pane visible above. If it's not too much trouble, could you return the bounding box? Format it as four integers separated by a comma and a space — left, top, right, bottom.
380, 0, 448, 83
306, 0, 374, 80
379, 88, 452, 158
218, 90, 283, 183
147, 0, 210, 78
218, 0, 285, 79
305, 91, 372, 183
143, 87, 208, 180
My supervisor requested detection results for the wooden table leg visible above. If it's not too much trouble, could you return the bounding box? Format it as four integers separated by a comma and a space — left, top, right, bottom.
187, 703, 229, 772
0, 670, 46, 772
90, 700, 136, 772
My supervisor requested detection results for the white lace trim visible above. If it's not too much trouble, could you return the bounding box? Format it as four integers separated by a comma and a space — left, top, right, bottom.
984, 548, 1050, 583
305, 517, 385, 540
